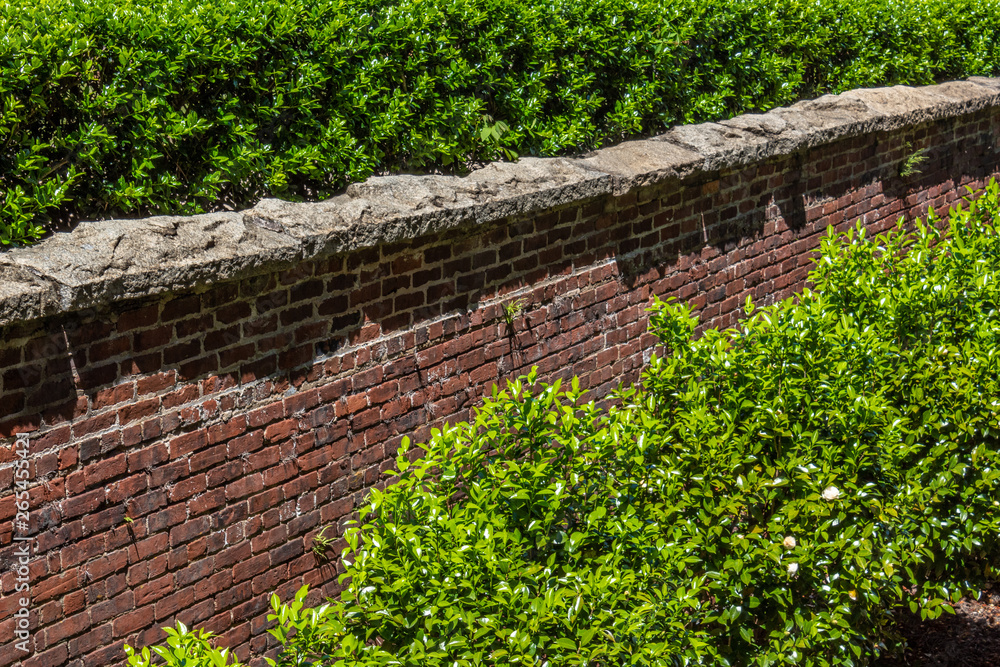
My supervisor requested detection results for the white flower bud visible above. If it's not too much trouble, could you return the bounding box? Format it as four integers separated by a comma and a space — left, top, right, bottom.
783, 535, 796, 549
822, 486, 840, 501
787, 562, 799, 575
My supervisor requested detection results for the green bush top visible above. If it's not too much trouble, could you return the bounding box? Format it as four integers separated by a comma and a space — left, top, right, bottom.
129, 185, 1000, 665
4, 0, 1000, 245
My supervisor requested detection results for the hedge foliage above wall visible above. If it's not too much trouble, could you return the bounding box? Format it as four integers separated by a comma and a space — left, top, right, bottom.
3, 0, 1000, 245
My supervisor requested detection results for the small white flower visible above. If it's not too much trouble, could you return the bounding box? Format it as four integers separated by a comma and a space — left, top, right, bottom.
783, 535, 797, 549
787, 562, 799, 576
822, 486, 840, 501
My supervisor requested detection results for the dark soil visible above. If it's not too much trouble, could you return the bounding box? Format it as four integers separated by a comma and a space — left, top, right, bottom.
873, 585, 1000, 667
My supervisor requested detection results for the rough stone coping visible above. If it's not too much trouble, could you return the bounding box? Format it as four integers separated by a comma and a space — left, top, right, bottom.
2, 77, 998, 327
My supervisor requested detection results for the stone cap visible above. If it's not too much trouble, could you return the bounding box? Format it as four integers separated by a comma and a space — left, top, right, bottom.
2, 77, 998, 326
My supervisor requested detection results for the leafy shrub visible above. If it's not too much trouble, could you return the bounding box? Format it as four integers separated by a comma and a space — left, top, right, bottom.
124, 623, 244, 667
4, 0, 1000, 244
124, 187, 1000, 663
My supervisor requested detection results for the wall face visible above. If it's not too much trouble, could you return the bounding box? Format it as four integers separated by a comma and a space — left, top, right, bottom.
0, 81, 999, 667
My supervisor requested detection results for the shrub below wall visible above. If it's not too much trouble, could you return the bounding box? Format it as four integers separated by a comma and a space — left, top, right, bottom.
127, 187, 1000, 666
4, 0, 1000, 244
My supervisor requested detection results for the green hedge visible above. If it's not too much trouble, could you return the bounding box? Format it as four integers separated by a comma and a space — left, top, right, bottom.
4, 0, 1000, 245
127, 186, 1000, 666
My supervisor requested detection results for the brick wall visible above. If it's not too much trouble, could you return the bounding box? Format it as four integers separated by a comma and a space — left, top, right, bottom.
1, 99, 999, 667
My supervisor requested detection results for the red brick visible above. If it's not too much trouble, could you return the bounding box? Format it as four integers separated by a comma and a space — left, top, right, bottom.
179, 355, 219, 379
240, 354, 277, 383
63, 589, 87, 615
61, 533, 107, 568
113, 606, 155, 637
128, 443, 168, 473
62, 488, 105, 519
352, 367, 383, 390
190, 443, 227, 472
226, 473, 264, 500
25, 643, 69, 667
247, 445, 280, 471
278, 345, 313, 371
137, 371, 176, 395
175, 313, 215, 339
284, 388, 319, 416
84, 549, 130, 581
263, 460, 298, 487
220, 343, 256, 369
134, 324, 173, 351
170, 474, 207, 502
89, 336, 130, 363
170, 516, 212, 547
59, 445, 79, 470
84, 453, 127, 487
215, 541, 252, 571
117, 304, 160, 332
164, 339, 203, 365
227, 431, 264, 458
163, 294, 202, 321
250, 525, 287, 554
45, 610, 91, 644
248, 487, 283, 515
33, 568, 80, 604
351, 406, 380, 430
208, 417, 248, 445
189, 489, 226, 516
135, 573, 174, 606
32, 425, 72, 450
264, 419, 297, 443
90, 592, 135, 626
163, 384, 199, 409
215, 301, 252, 325
233, 553, 270, 583
127, 489, 168, 518
170, 430, 208, 458
248, 403, 283, 428
117, 396, 159, 425
150, 459, 190, 487
207, 461, 243, 488
72, 411, 117, 438
339, 392, 367, 416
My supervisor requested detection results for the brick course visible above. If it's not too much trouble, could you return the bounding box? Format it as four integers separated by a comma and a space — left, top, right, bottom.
0, 107, 999, 667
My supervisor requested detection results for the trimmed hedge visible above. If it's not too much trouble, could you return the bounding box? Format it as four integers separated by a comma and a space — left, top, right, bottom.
4, 0, 1000, 244
127, 186, 1000, 666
